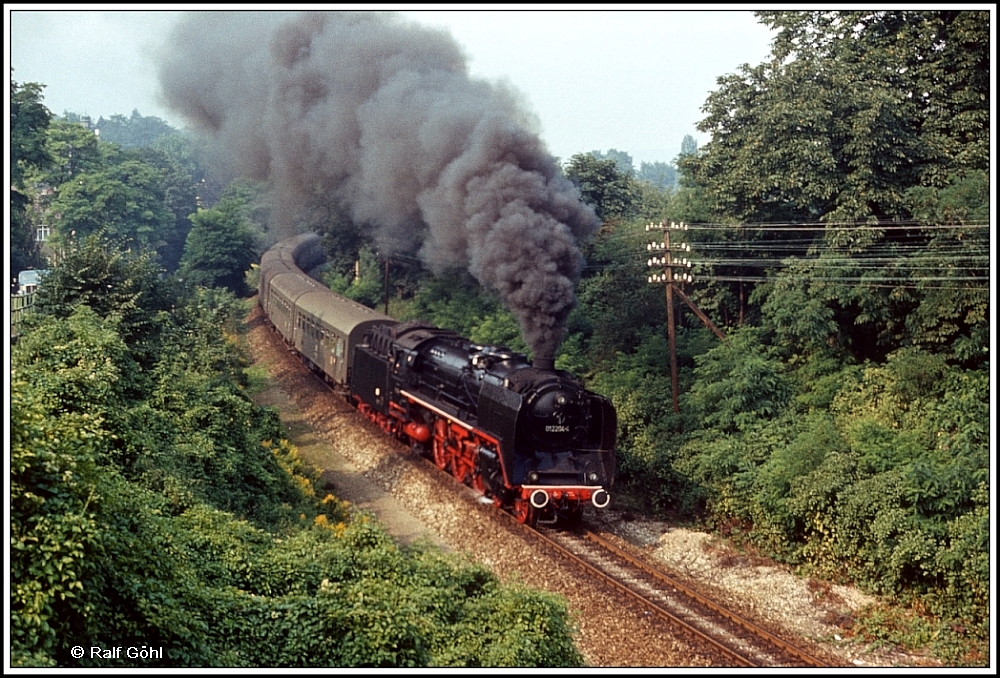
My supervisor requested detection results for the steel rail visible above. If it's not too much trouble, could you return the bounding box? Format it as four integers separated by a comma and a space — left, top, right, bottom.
267, 317, 830, 668
579, 527, 830, 668
524, 520, 756, 667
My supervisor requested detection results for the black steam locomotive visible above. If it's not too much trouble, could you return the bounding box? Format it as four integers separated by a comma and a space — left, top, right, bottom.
259, 234, 616, 526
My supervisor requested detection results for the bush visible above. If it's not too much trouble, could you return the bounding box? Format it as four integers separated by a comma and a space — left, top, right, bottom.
12, 262, 585, 667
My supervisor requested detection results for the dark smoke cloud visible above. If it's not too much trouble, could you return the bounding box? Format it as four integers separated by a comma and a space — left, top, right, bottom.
157, 11, 599, 360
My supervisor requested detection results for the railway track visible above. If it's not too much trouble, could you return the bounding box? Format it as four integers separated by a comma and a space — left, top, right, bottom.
259, 315, 832, 667
307, 364, 832, 666
525, 522, 832, 668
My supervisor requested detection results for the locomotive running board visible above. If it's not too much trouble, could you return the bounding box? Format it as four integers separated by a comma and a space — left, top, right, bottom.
520, 485, 605, 491
399, 390, 474, 431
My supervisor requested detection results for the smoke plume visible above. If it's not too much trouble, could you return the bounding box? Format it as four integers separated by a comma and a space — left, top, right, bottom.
157, 11, 599, 360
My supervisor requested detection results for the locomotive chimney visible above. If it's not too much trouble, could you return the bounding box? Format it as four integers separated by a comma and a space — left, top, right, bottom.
533, 355, 556, 371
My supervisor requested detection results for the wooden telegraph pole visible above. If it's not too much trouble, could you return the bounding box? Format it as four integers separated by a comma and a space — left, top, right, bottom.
383, 257, 390, 315
646, 221, 726, 413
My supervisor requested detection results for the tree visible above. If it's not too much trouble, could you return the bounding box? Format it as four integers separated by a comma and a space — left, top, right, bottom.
180, 201, 260, 296
124, 146, 200, 271
636, 161, 676, 191
563, 153, 637, 222
13, 269, 587, 667
680, 11, 989, 358
95, 109, 177, 149
679, 134, 698, 158
684, 10, 988, 224
589, 148, 635, 176
35, 119, 104, 188
10, 78, 54, 276
11, 79, 53, 188
47, 159, 177, 258
29, 233, 173, 370
898, 170, 989, 364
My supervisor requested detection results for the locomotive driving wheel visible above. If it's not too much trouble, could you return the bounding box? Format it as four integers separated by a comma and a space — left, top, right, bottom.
470, 470, 486, 495
512, 498, 537, 526
432, 434, 449, 472
432, 419, 452, 473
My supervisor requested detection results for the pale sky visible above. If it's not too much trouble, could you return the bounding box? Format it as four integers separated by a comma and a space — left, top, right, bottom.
7, 4, 776, 166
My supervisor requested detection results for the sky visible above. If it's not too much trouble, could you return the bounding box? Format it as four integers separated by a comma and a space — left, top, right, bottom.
7, 4, 776, 166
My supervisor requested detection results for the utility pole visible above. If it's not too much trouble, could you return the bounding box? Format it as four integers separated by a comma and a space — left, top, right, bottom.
647, 221, 728, 413
383, 257, 390, 315
647, 221, 692, 413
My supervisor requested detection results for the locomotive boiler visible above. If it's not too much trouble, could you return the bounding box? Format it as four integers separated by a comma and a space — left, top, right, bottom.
259, 234, 616, 526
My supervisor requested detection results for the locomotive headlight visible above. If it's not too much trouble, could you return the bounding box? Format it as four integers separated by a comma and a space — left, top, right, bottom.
588, 472, 599, 483
528, 472, 539, 483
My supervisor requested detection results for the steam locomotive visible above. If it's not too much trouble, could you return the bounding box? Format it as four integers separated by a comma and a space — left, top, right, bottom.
258, 234, 616, 526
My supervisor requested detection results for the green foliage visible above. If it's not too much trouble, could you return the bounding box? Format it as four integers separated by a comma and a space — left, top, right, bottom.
124, 145, 200, 271
588, 148, 634, 176
687, 327, 792, 432
672, 10, 990, 377
48, 158, 177, 256
324, 244, 384, 309
94, 109, 177, 149
688, 10, 988, 223
468, 309, 528, 354
10, 377, 103, 666
11, 79, 54, 187
397, 272, 530, 354
10, 78, 53, 274
574, 223, 665, 369
35, 119, 105, 189
29, 233, 173, 370
631, 181, 672, 221
564, 153, 637, 222
12, 253, 584, 667
899, 171, 989, 365
13, 304, 142, 420
21, 113, 200, 271
636, 160, 676, 191
180, 203, 260, 297
679, 134, 698, 158
755, 263, 841, 355
674, 341, 988, 646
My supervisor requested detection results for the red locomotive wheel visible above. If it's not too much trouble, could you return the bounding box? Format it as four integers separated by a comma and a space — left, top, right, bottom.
512, 498, 536, 526
470, 471, 485, 495
432, 438, 448, 471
